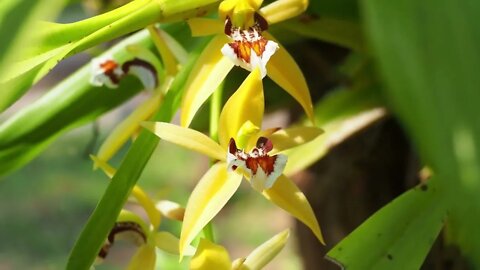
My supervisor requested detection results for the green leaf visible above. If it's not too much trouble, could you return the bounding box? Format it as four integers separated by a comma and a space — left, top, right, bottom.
327, 182, 446, 270
0, 0, 66, 75
0, 29, 153, 177
66, 38, 210, 270
359, 0, 480, 266
0, 0, 220, 111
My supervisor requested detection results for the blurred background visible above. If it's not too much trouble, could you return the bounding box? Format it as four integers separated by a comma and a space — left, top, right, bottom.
0, 0, 474, 270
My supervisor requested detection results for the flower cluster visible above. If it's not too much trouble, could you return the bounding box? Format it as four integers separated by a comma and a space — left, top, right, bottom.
89, 0, 323, 269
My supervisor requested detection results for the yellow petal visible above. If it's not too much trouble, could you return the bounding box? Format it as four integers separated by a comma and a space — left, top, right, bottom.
156, 200, 185, 221
188, 18, 224, 37
126, 245, 156, 270
265, 33, 314, 123
97, 94, 162, 163
90, 155, 162, 229
283, 108, 387, 176
268, 126, 324, 154
141, 122, 225, 161
242, 229, 290, 270
181, 35, 234, 127
90, 155, 116, 178
218, 68, 264, 148
262, 175, 325, 244
154, 231, 196, 256
260, 0, 308, 25
132, 186, 162, 229
190, 238, 231, 270
179, 162, 243, 259
148, 26, 180, 75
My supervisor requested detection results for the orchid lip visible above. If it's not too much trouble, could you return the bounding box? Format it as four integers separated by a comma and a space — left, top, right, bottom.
227, 137, 287, 191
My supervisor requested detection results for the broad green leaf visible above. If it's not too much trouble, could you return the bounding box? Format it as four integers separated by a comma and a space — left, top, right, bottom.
66, 38, 209, 270
0, 0, 65, 75
0, 0, 220, 111
327, 182, 446, 269
362, 0, 480, 266
0, 30, 152, 177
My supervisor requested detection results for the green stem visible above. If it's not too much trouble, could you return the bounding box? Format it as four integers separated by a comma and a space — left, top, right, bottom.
201, 82, 224, 243
209, 83, 223, 142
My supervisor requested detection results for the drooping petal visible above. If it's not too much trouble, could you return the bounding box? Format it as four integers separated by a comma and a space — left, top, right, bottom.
187, 18, 224, 37
218, 68, 264, 148
90, 156, 162, 229
141, 122, 225, 161
126, 245, 156, 270
260, 0, 308, 25
156, 200, 185, 221
268, 126, 324, 154
242, 229, 290, 270
262, 175, 325, 244
190, 238, 232, 270
180, 35, 234, 127
265, 33, 314, 123
179, 162, 243, 258
97, 93, 162, 163
154, 231, 196, 256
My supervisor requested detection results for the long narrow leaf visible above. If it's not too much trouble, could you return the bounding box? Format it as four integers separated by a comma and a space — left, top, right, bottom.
66, 38, 210, 270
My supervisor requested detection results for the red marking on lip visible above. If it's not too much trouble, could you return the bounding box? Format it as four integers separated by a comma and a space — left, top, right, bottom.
245, 155, 277, 176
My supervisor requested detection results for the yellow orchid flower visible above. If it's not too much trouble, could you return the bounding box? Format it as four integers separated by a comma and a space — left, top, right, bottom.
93, 26, 185, 164
95, 209, 196, 270
180, 0, 313, 127
142, 68, 324, 259
91, 157, 195, 269
190, 229, 290, 270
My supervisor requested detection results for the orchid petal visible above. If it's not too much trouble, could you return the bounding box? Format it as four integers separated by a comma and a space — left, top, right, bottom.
269, 126, 324, 154
260, 0, 308, 25
97, 93, 162, 163
242, 229, 290, 270
154, 231, 196, 256
156, 200, 185, 221
190, 238, 231, 270
180, 35, 234, 127
218, 68, 264, 148
126, 245, 156, 270
141, 122, 225, 161
187, 18, 224, 37
263, 175, 325, 244
90, 156, 162, 228
265, 33, 314, 123
179, 162, 243, 258
284, 108, 387, 176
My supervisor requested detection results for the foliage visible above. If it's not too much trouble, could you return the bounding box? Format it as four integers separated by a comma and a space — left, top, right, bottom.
1, 0, 479, 269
